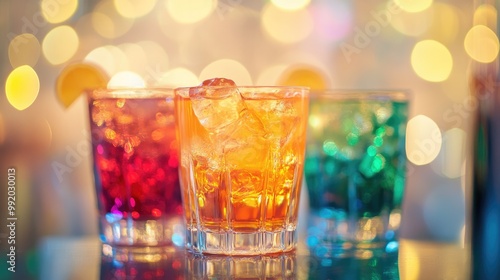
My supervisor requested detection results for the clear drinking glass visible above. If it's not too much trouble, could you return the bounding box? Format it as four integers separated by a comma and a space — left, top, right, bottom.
304, 90, 409, 257
175, 85, 309, 255
87, 88, 184, 247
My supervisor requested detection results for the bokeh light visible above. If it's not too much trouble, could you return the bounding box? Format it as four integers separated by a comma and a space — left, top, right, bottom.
425, 3, 460, 44
5, 65, 40, 111
92, 0, 134, 39
406, 115, 442, 166
310, 0, 352, 42
431, 128, 466, 179
255, 64, 288, 86
277, 64, 329, 90
261, 3, 313, 44
42, 25, 79, 65
56, 62, 109, 108
390, 9, 433, 37
41, 0, 78, 24
114, 0, 157, 19
166, 0, 217, 24
140, 44, 170, 84
464, 25, 499, 64
474, 4, 497, 27
394, 0, 433, 13
84, 45, 129, 77
199, 59, 252, 85
271, 0, 311, 11
108, 71, 146, 88
411, 40, 453, 82
119, 43, 147, 75
155, 67, 199, 87
8, 33, 41, 68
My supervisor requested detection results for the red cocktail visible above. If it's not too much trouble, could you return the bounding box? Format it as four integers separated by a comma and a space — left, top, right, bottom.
88, 88, 183, 247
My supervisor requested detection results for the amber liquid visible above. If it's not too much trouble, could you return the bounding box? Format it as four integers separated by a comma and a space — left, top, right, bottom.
176, 94, 307, 234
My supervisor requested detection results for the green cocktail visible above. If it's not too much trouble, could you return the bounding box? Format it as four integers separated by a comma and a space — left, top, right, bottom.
304, 90, 409, 257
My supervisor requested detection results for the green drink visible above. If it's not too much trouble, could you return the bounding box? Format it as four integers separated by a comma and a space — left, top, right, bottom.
304, 91, 409, 257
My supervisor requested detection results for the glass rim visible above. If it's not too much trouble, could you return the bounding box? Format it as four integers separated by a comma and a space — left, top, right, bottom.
88, 87, 175, 99
175, 85, 310, 91
309, 89, 410, 101
175, 86, 309, 99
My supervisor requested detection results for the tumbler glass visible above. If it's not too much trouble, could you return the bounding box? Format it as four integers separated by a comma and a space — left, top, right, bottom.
304, 90, 409, 257
87, 88, 184, 247
175, 85, 309, 255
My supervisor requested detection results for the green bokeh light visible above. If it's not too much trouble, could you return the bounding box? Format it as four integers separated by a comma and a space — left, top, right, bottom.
346, 132, 359, 146
371, 154, 386, 173
374, 136, 384, 147
367, 145, 377, 156
323, 141, 338, 156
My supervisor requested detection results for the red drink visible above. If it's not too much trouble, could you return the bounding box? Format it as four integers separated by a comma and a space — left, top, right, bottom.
88, 89, 183, 247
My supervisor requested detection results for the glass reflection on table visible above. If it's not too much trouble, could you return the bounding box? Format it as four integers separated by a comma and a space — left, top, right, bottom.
98, 244, 399, 280
99, 245, 185, 280
37, 237, 468, 279
99, 245, 303, 280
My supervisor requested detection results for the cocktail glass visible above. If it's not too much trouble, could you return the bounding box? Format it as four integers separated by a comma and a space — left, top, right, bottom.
87, 88, 184, 247
304, 90, 409, 257
175, 84, 309, 255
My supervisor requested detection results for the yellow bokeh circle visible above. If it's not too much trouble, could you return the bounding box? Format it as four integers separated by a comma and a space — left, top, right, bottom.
42, 25, 79, 65
8, 33, 41, 68
108, 71, 146, 88
394, 0, 433, 13
261, 3, 313, 44
5, 65, 40, 111
271, 0, 311, 11
114, 0, 157, 19
199, 59, 252, 85
406, 115, 442, 166
41, 0, 79, 24
92, 0, 134, 39
464, 25, 499, 64
277, 65, 329, 90
411, 40, 453, 82
166, 0, 217, 24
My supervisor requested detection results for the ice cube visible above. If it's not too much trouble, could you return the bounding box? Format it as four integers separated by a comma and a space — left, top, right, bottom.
200, 77, 236, 87
190, 78, 269, 173
223, 110, 268, 170
267, 100, 299, 145
189, 78, 246, 133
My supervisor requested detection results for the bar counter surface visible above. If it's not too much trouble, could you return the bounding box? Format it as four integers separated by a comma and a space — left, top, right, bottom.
32, 236, 469, 280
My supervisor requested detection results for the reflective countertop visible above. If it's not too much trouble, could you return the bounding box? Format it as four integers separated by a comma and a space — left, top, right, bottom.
33, 237, 470, 280
28, 237, 470, 280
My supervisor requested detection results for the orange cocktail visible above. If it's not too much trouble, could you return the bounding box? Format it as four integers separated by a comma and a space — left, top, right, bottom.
175, 79, 309, 255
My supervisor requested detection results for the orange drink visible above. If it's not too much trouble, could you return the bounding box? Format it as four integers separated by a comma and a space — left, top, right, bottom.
175, 79, 309, 255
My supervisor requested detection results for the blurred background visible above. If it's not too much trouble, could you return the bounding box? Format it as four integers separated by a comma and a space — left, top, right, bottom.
0, 0, 487, 277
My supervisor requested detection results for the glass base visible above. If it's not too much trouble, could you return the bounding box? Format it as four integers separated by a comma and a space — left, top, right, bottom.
186, 251, 297, 279
186, 227, 298, 255
306, 209, 400, 258
100, 215, 185, 247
